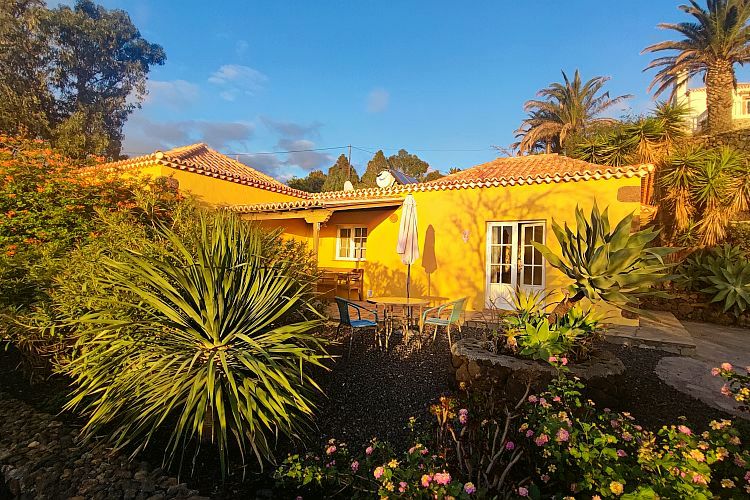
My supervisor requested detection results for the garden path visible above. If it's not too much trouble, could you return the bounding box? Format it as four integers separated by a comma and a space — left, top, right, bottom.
655, 321, 750, 419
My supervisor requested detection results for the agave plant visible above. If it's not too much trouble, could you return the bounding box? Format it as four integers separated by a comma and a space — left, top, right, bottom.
702, 260, 750, 314
678, 244, 750, 315
63, 212, 329, 476
534, 203, 674, 317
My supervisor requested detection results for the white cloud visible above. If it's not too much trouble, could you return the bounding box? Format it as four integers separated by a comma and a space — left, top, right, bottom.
260, 116, 322, 140
122, 114, 255, 154
208, 64, 268, 100
144, 79, 200, 109
366, 88, 390, 113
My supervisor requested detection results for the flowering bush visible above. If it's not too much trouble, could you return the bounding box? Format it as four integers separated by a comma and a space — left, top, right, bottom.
430, 390, 525, 494
275, 437, 480, 498
519, 375, 750, 498
713, 362, 750, 413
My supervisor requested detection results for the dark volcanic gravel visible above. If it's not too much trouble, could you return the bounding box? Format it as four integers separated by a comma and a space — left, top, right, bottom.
311, 327, 454, 449
599, 343, 746, 433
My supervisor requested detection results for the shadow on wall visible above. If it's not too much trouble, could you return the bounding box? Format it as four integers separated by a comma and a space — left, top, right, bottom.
439, 185, 588, 311
422, 224, 438, 296
363, 261, 427, 298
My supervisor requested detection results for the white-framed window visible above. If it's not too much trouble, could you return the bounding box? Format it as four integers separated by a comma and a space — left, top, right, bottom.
336, 226, 367, 260
744, 97, 750, 115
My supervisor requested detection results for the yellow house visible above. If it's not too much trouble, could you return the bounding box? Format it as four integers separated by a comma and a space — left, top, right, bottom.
100, 144, 652, 324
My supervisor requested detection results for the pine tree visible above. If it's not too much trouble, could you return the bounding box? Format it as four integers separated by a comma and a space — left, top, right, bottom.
360, 150, 388, 188
387, 149, 430, 181
322, 154, 359, 192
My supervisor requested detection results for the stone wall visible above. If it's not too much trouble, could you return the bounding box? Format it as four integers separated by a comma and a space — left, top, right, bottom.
450, 339, 626, 407
691, 126, 750, 152
642, 292, 750, 328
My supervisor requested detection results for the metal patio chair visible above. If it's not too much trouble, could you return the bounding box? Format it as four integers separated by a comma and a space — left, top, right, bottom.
335, 297, 379, 358
419, 297, 468, 348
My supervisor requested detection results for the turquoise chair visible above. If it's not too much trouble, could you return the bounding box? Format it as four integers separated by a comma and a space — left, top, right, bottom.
419, 297, 468, 348
335, 297, 379, 358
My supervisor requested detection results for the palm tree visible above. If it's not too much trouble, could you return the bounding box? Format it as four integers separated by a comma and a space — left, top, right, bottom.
643, 0, 750, 133
514, 70, 631, 154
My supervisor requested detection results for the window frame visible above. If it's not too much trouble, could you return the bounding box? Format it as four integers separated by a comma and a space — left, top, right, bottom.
336, 225, 368, 261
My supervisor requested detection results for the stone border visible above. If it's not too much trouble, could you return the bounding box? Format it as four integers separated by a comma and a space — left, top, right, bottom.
450, 339, 626, 405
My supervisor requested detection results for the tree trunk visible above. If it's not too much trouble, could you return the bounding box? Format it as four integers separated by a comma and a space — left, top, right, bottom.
705, 60, 735, 134
549, 291, 585, 323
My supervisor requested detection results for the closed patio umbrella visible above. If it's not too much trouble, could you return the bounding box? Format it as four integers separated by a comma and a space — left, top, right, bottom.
396, 194, 419, 298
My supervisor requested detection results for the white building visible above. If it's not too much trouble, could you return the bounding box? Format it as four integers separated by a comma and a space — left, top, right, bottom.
675, 77, 750, 132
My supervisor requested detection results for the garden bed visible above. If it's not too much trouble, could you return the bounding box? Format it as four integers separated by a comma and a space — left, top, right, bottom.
1, 327, 747, 498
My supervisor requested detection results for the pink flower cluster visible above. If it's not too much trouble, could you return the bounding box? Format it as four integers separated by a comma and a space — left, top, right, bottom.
548, 355, 568, 365
458, 408, 469, 425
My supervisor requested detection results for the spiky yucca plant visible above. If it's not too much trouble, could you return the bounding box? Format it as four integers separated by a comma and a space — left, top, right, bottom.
534, 204, 674, 318
64, 212, 329, 476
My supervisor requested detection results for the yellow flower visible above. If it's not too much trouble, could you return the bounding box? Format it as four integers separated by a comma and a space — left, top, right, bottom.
610, 481, 624, 495
721, 479, 735, 488
388, 459, 399, 468
688, 449, 705, 462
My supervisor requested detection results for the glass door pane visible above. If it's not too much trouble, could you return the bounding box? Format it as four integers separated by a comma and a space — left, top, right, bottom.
519, 223, 544, 287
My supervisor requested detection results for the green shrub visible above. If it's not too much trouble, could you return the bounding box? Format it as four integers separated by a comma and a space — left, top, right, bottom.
63, 212, 330, 476
520, 375, 750, 498
500, 288, 604, 363
677, 244, 750, 316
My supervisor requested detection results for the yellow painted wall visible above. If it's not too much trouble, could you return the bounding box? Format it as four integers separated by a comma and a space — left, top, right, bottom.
161, 166, 303, 206
279, 177, 641, 325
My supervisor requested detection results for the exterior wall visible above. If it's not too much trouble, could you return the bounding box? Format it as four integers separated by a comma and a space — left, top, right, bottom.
278, 177, 642, 325
161, 166, 303, 206
677, 86, 750, 132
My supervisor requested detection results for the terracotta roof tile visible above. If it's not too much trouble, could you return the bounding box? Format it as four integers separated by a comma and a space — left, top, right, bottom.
232, 154, 653, 213
91, 143, 310, 198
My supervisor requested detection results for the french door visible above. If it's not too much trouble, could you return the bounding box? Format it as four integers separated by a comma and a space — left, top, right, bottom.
485, 221, 545, 310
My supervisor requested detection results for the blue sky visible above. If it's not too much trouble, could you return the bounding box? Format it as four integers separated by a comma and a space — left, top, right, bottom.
71, 0, 750, 180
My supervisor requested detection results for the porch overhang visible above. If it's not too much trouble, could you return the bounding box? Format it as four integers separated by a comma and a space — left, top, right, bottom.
232, 196, 404, 222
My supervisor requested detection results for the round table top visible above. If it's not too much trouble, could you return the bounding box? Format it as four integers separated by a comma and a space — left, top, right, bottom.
367, 296, 429, 306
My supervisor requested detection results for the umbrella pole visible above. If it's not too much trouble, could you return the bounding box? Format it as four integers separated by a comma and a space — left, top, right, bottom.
407, 264, 411, 299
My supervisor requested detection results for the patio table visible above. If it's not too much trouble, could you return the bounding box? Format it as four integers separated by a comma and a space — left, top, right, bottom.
367, 296, 429, 348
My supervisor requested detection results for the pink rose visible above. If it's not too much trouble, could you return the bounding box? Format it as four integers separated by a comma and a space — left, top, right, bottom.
526, 429, 534, 438
721, 384, 732, 396
421, 474, 432, 487
326, 445, 337, 455
548, 355, 558, 363
556, 428, 569, 442
560, 357, 568, 366
617, 449, 627, 457
711, 367, 721, 376
541, 474, 550, 482
528, 395, 538, 403
366, 446, 374, 455
678, 425, 692, 436
374, 466, 384, 479
505, 440, 515, 450
351, 460, 359, 472
399, 481, 408, 493
721, 362, 733, 372
553, 396, 561, 403
518, 486, 529, 497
